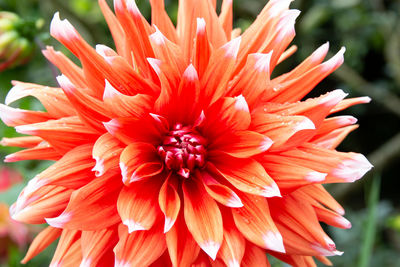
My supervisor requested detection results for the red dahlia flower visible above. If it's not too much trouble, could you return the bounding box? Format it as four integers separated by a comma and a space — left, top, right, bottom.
0, 0, 372, 266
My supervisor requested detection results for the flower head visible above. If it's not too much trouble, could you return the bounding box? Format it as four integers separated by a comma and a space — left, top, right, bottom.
0, 0, 372, 266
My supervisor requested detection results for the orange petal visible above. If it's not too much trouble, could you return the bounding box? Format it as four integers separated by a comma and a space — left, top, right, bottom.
192, 18, 212, 79
201, 37, 241, 106
311, 125, 359, 149
50, 230, 82, 267
177, 0, 226, 61
183, 178, 223, 260
237, 0, 295, 72
269, 47, 345, 103
159, 175, 181, 233
276, 143, 372, 183
149, 0, 178, 43
4, 142, 61, 162
113, 0, 155, 75
261, 154, 328, 192
201, 171, 243, 208
92, 133, 123, 177
119, 142, 163, 184
21, 227, 62, 264
330, 96, 371, 114
114, 223, 166, 267
0, 136, 43, 148
208, 152, 280, 198
297, 184, 345, 216
227, 52, 272, 109
81, 227, 119, 266
42, 46, 87, 90
166, 214, 200, 267
32, 144, 94, 189
15, 116, 99, 153
6, 81, 76, 118
96, 45, 160, 95
209, 130, 272, 158
104, 114, 167, 146
241, 242, 270, 267
218, 212, 245, 267
11, 185, 72, 224
98, 0, 128, 59
103, 80, 153, 118
232, 193, 285, 253
219, 0, 233, 39
45, 172, 122, 230
269, 194, 341, 256
202, 96, 251, 139
57, 75, 112, 131
117, 178, 163, 233
251, 113, 315, 151
0, 104, 53, 127
149, 27, 185, 76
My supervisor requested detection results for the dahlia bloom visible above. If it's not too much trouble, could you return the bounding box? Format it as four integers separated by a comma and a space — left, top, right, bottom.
0, 0, 373, 266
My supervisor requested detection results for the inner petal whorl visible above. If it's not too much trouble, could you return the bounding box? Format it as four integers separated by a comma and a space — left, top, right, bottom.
157, 123, 206, 178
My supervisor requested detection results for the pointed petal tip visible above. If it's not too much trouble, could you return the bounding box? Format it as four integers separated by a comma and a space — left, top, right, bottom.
200, 240, 221, 260
103, 79, 121, 100
45, 212, 71, 228
252, 52, 272, 73
262, 182, 281, 198
15, 125, 36, 135
150, 27, 165, 45
163, 216, 175, 233
123, 219, 147, 233
228, 259, 240, 267
305, 171, 327, 182
320, 89, 348, 107
223, 36, 241, 58
260, 137, 273, 152
80, 258, 92, 267
226, 194, 244, 208
183, 64, 199, 81
336, 216, 352, 229
296, 117, 316, 131
196, 17, 206, 34
332, 153, 373, 182
263, 231, 285, 253
234, 95, 250, 113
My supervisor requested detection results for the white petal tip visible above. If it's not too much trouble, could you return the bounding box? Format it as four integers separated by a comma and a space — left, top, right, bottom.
163, 217, 175, 233
80, 258, 92, 267
262, 183, 281, 198
123, 219, 147, 233
263, 231, 285, 253
45, 213, 71, 228
260, 137, 273, 152
336, 216, 352, 228
224, 37, 241, 58
305, 171, 327, 182
228, 259, 240, 267
200, 241, 221, 260
234, 95, 249, 113
332, 154, 373, 182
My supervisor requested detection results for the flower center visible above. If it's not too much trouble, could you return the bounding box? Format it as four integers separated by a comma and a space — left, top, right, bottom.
157, 123, 206, 178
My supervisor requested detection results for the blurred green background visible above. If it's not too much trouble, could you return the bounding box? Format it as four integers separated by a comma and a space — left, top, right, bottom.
0, 0, 399, 266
